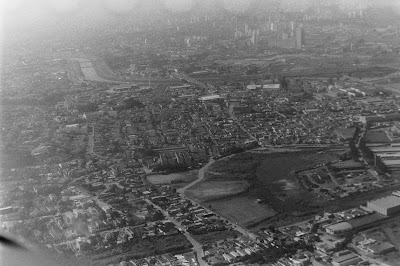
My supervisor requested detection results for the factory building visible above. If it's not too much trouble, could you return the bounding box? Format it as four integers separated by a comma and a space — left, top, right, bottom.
367, 195, 400, 216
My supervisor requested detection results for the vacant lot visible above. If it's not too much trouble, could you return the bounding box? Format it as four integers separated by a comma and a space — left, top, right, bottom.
209, 196, 276, 227
377, 221, 400, 248
147, 170, 198, 185
185, 180, 249, 202
190, 150, 349, 227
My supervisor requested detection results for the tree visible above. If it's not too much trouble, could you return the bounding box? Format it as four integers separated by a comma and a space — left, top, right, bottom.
280, 76, 289, 91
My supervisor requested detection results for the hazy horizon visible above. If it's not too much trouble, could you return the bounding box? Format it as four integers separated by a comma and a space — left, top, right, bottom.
2, 0, 400, 29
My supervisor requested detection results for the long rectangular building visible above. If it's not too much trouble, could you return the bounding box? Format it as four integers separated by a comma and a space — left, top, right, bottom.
367, 196, 400, 216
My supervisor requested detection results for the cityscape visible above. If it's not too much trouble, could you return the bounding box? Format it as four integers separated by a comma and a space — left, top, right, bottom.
2, 0, 400, 265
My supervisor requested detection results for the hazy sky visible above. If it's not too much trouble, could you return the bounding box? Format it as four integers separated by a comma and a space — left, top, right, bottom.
1, 0, 400, 28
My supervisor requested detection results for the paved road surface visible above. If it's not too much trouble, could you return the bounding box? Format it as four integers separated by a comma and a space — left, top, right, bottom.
144, 199, 206, 266
177, 158, 257, 240
177, 159, 214, 195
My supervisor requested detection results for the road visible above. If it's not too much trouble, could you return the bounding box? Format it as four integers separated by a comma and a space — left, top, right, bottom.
177, 158, 257, 240
144, 199, 206, 266
177, 159, 214, 195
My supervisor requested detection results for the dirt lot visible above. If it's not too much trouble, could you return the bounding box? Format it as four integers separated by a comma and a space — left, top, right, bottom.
209, 196, 276, 227
147, 170, 198, 185
185, 180, 249, 202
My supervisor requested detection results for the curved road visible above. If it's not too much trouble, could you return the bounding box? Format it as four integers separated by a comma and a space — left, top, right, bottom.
177, 158, 257, 240
177, 159, 214, 195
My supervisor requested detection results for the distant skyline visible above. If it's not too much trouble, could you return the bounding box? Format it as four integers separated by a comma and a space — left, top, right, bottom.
1, 0, 400, 29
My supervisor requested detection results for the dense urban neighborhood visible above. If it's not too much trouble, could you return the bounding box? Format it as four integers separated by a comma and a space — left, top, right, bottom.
3, 0, 400, 265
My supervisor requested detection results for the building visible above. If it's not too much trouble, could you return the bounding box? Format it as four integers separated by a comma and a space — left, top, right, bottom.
296, 27, 304, 49
332, 251, 362, 266
198, 95, 221, 101
0, 206, 14, 215
262, 84, 281, 92
367, 195, 400, 216
325, 222, 353, 235
367, 241, 396, 255
63, 211, 77, 225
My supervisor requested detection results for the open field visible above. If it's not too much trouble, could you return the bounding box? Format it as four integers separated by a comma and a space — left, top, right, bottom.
0, 153, 36, 169
185, 180, 249, 202
192, 150, 352, 228
209, 196, 276, 227
189, 149, 399, 228
383, 83, 400, 95
147, 170, 198, 185
388, 83, 400, 89
369, 220, 400, 249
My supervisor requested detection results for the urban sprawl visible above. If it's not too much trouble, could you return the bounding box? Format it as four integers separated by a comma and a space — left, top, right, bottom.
3, 1, 400, 266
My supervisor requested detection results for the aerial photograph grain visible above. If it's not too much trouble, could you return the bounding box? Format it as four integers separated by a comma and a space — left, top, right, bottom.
2, 0, 400, 265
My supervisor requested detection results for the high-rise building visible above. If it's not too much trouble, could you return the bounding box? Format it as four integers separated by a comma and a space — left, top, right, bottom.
296, 27, 304, 49
245, 24, 249, 36
251, 30, 259, 45
290, 21, 295, 31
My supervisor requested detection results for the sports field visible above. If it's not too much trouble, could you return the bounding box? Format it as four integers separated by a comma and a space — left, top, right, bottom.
185, 180, 249, 202
147, 170, 198, 185
209, 196, 276, 227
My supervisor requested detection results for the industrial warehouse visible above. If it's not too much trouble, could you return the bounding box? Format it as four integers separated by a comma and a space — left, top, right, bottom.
367, 195, 400, 216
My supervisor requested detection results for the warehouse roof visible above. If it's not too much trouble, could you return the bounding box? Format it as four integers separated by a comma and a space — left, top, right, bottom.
367, 241, 396, 254
326, 222, 352, 232
331, 160, 364, 169
332, 252, 360, 263
370, 147, 400, 153
383, 160, 400, 165
198, 95, 221, 101
369, 196, 400, 209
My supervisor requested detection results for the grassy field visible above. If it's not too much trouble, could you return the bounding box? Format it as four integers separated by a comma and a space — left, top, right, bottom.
186, 149, 367, 228
209, 196, 276, 227
147, 170, 198, 185
185, 180, 249, 202
197, 150, 344, 228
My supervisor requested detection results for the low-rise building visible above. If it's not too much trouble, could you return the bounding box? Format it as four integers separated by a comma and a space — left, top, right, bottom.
331, 251, 362, 266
